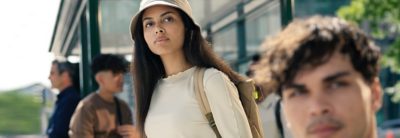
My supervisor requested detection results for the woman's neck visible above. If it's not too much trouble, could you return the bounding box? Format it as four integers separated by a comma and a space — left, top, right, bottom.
160, 51, 193, 77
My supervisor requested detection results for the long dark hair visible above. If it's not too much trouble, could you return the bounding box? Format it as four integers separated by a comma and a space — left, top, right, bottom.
131, 8, 244, 137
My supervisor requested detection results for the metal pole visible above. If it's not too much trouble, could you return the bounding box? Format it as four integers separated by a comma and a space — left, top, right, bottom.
88, 0, 101, 56
79, 13, 92, 97
87, 0, 101, 93
236, 2, 246, 71
79, 0, 101, 97
280, 0, 294, 28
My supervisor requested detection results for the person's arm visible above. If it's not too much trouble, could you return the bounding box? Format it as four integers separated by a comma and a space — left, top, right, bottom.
203, 69, 252, 138
69, 102, 95, 138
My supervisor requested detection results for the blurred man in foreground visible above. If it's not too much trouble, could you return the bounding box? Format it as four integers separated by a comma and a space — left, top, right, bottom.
253, 16, 382, 138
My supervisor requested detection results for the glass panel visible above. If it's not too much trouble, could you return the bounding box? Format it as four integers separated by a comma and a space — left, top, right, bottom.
188, 0, 240, 27
212, 24, 238, 62
245, 1, 281, 56
210, 0, 239, 13
187, 0, 205, 25
295, 0, 350, 17
99, 0, 140, 53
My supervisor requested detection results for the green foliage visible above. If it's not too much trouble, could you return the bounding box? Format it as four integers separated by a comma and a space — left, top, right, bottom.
0, 91, 41, 135
337, 0, 365, 23
387, 82, 400, 102
338, 0, 400, 71
338, 0, 400, 38
382, 38, 400, 73
338, 0, 400, 101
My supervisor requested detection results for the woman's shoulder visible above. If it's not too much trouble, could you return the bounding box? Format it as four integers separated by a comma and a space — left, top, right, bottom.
203, 67, 231, 84
204, 67, 223, 77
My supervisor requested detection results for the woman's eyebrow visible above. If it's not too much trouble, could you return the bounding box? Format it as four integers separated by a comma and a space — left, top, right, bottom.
143, 11, 174, 22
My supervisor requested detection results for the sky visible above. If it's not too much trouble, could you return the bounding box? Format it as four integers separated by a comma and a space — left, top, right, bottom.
0, 0, 60, 91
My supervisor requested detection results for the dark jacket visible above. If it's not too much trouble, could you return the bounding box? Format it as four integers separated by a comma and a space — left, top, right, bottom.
47, 86, 80, 138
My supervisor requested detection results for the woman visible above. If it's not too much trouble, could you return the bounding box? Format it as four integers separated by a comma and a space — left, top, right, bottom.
130, 0, 252, 137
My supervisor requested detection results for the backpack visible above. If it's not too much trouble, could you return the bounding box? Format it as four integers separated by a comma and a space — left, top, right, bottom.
194, 67, 264, 138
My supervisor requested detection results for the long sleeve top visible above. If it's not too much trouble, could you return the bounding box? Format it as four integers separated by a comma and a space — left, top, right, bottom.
47, 86, 80, 138
145, 67, 252, 138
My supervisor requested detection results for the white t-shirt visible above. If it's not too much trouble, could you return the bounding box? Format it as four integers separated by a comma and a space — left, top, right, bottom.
145, 67, 252, 138
258, 93, 293, 138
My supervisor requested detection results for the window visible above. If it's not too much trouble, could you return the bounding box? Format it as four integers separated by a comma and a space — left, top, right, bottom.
245, 1, 281, 56
212, 24, 238, 63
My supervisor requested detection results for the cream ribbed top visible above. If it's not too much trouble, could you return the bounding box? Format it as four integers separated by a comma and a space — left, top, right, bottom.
144, 67, 252, 138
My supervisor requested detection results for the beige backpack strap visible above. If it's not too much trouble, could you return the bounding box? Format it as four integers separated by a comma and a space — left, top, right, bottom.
194, 67, 221, 138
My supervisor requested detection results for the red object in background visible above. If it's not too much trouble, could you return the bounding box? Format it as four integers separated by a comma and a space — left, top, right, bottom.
386, 130, 394, 138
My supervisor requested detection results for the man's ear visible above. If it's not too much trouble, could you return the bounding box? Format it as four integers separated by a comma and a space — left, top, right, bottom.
371, 77, 382, 112
60, 72, 70, 83
95, 73, 103, 86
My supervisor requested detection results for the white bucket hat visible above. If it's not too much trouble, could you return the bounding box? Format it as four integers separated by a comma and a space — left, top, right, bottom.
130, 0, 198, 40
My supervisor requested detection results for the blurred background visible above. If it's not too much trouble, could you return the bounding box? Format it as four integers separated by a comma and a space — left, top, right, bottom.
0, 0, 399, 137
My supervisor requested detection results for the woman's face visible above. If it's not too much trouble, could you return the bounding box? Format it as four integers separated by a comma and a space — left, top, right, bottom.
142, 5, 185, 57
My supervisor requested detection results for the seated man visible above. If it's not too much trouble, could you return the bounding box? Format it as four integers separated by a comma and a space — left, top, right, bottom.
253, 16, 382, 138
69, 54, 138, 138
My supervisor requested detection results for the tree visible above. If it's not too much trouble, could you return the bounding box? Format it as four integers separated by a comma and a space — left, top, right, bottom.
337, 0, 400, 72
337, 0, 400, 101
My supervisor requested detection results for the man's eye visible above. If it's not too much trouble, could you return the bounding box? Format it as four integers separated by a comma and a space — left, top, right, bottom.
286, 90, 307, 99
329, 81, 348, 89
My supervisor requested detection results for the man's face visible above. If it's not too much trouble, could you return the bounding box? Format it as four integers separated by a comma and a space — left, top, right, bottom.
98, 71, 125, 93
48, 64, 62, 89
281, 52, 381, 138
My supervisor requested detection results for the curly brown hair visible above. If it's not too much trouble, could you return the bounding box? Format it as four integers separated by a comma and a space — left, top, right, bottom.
253, 16, 381, 96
